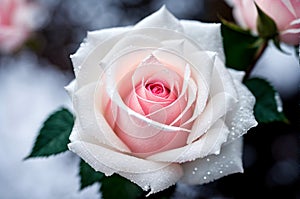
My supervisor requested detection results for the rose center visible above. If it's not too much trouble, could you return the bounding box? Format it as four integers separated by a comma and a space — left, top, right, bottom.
146, 82, 170, 97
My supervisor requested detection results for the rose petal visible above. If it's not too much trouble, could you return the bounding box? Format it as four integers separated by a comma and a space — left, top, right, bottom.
113, 99, 190, 138
225, 70, 257, 142
73, 82, 131, 152
187, 55, 239, 143
180, 51, 216, 125
187, 92, 237, 144
68, 141, 183, 194
134, 6, 183, 32
69, 119, 104, 146
210, 56, 238, 97
147, 119, 229, 163
124, 91, 145, 115
256, 0, 296, 30
100, 32, 161, 65
169, 75, 197, 126
180, 138, 244, 185
64, 79, 77, 99
71, 27, 130, 88
131, 64, 181, 115
104, 51, 192, 134
145, 63, 193, 125
180, 20, 225, 62
115, 124, 189, 157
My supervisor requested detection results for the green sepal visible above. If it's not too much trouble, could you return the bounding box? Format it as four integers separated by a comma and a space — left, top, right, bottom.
255, 3, 278, 39
221, 20, 262, 71
25, 108, 74, 159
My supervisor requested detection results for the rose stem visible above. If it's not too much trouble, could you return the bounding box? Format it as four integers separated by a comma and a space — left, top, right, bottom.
243, 41, 268, 82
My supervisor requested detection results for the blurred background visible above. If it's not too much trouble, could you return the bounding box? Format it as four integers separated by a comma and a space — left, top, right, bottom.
0, 0, 299, 198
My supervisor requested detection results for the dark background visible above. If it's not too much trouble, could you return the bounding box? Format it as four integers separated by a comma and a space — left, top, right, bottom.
2, 0, 299, 198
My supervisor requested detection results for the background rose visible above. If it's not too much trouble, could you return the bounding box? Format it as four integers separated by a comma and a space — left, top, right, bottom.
0, 0, 40, 53
67, 7, 257, 194
227, 0, 300, 45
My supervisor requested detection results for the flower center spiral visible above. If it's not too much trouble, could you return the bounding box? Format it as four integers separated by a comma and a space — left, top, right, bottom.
146, 82, 170, 98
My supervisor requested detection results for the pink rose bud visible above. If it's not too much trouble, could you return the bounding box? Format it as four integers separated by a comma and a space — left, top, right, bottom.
0, 0, 41, 53
229, 0, 300, 45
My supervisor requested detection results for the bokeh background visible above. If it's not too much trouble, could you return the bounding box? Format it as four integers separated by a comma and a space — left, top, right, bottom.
0, 0, 299, 198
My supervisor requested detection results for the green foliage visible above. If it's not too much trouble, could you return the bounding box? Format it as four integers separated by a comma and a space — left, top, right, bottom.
100, 174, 143, 199
221, 20, 263, 71
25, 108, 74, 159
79, 159, 104, 190
244, 78, 288, 123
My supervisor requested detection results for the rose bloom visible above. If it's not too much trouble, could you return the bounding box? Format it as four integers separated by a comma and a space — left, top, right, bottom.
227, 0, 300, 45
0, 0, 40, 53
67, 7, 257, 194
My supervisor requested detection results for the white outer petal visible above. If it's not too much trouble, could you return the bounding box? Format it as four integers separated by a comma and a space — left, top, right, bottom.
64, 79, 77, 99
71, 27, 131, 88
73, 83, 131, 152
225, 69, 258, 142
68, 141, 183, 194
134, 6, 183, 32
187, 92, 236, 144
180, 138, 244, 185
180, 20, 225, 62
71, 27, 130, 79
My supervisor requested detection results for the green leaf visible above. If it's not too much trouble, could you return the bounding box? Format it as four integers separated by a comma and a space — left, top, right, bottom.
25, 108, 74, 159
100, 174, 143, 199
244, 78, 288, 123
79, 159, 104, 190
255, 3, 278, 39
221, 20, 263, 71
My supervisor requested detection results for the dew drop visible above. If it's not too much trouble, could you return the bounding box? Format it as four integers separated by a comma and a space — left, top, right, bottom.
144, 185, 149, 190
206, 158, 210, 162
203, 176, 207, 180
192, 171, 196, 175
219, 170, 223, 174
275, 93, 283, 112
207, 171, 211, 175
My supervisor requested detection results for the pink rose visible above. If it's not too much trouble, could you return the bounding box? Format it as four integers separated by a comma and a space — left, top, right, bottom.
66, 7, 257, 194
0, 0, 40, 53
228, 0, 300, 45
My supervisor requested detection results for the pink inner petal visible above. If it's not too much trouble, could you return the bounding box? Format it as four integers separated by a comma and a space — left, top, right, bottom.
103, 53, 195, 156
146, 82, 170, 97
